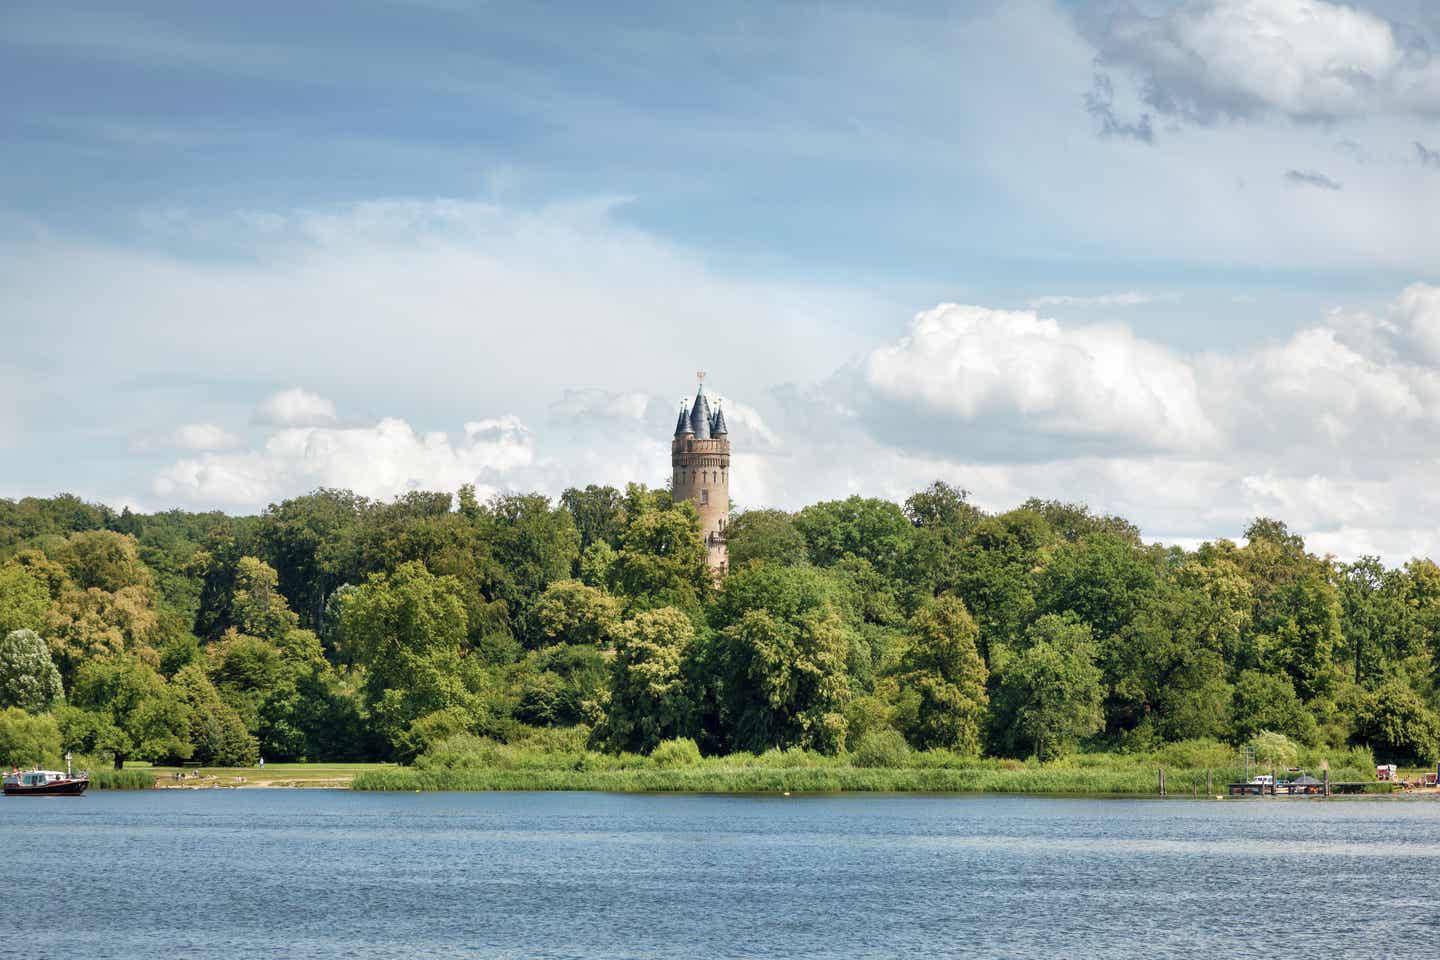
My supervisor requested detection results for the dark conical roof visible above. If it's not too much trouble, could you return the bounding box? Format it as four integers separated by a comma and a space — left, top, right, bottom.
711, 404, 728, 436
674, 402, 693, 437
688, 385, 711, 440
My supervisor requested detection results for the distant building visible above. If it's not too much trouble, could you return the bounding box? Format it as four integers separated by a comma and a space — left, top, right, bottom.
671, 374, 730, 574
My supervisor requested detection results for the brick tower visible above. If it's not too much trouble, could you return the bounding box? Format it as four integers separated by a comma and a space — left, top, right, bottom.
671, 373, 730, 575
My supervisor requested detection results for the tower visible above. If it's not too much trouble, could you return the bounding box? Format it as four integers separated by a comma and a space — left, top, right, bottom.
672, 372, 730, 575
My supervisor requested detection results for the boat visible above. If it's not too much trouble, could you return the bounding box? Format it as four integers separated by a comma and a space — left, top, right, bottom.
3, 760, 89, 797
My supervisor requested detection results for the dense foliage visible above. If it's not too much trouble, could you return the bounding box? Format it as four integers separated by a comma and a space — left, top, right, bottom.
3, 480, 1440, 770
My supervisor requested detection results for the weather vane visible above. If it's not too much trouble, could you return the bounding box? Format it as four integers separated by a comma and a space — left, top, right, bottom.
697, 370, 706, 384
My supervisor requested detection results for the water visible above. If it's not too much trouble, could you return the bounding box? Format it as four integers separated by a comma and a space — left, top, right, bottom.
6, 790, 1440, 958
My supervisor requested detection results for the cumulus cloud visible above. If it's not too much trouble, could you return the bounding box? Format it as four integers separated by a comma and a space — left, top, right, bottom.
1285, 169, 1343, 190
833, 285, 1440, 559
1086, 0, 1440, 124
154, 415, 535, 506
172, 423, 240, 451
254, 388, 337, 427
859, 304, 1221, 458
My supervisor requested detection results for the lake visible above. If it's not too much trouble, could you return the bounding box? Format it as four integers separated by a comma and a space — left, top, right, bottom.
7, 790, 1439, 958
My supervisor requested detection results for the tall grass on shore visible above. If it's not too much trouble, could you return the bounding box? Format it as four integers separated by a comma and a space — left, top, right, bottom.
351, 732, 1381, 795
88, 768, 155, 790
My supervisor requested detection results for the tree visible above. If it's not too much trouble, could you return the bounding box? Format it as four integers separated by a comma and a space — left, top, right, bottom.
725, 509, 808, 569
533, 579, 619, 647
560, 485, 626, 553
896, 597, 988, 753
792, 496, 914, 579
603, 607, 696, 752
1230, 670, 1316, 745
611, 494, 709, 610
0, 564, 49, 637
44, 584, 160, 682
1035, 533, 1160, 642
68, 658, 190, 768
1353, 680, 1440, 764
993, 615, 1103, 760
231, 556, 301, 641
48, 530, 153, 593
1107, 587, 1233, 741
0, 707, 60, 767
902, 482, 983, 600
0, 629, 64, 713
332, 561, 473, 749
484, 493, 581, 615
1337, 556, 1414, 688
172, 663, 258, 766
256, 488, 364, 632
948, 509, 1052, 662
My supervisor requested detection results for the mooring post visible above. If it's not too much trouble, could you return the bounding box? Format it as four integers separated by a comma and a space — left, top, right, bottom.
1206, 768, 1212, 797
1323, 769, 1330, 798
1158, 766, 1166, 797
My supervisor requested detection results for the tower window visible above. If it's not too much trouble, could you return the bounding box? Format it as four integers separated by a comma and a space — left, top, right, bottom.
700, 489, 709, 506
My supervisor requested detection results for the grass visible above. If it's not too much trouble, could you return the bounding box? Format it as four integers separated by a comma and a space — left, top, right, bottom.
89, 768, 156, 790
144, 761, 396, 788
352, 764, 1385, 794
351, 734, 1387, 795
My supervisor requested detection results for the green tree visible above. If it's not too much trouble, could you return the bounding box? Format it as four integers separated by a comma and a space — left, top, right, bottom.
533, 579, 619, 647
68, 658, 190, 768
1035, 533, 1160, 642
172, 663, 258, 766
48, 530, 153, 593
993, 615, 1103, 760
560, 485, 626, 553
0, 629, 64, 713
332, 561, 473, 750
725, 509, 808, 569
0, 564, 49, 637
1353, 680, 1440, 764
1229, 670, 1316, 745
1107, 587, 1233, 741
603, 607, 696, 752
611, 493, 709, 610
231, 556, 302, 641
896, 597, 988, 753
793, 496, 914, 579
484, 493, 581, 615
948, 509, 1052, 662
256, 488, 364, 632
0, 707, 60, 766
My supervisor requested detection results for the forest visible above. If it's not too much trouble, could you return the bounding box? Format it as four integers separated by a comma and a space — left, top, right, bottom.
2, 481, 1438, 778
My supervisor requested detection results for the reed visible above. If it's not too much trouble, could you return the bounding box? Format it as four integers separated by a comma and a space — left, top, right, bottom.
88, 768, 156, 790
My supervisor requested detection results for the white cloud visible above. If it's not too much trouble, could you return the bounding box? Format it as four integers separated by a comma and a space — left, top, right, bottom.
1089, 0, 1440, 123
549, 389, 652, 422
154, 415, 534, 506
861, 303, 1221, 455
172, 423, 240, 451
254, 388, 337, 427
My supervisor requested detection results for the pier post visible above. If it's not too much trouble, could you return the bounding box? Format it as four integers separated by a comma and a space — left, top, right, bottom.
1206, 769, 1212, 797
1323, 769, 1329, 798
1158, 766, 1166, 797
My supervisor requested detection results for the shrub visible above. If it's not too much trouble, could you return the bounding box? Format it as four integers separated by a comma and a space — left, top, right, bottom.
1249, 730, 1298, 768
851, 728, 910, 768
651, 737, 702, 768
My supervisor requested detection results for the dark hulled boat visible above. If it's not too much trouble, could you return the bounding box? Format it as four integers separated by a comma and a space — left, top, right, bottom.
3, 768, 89, 796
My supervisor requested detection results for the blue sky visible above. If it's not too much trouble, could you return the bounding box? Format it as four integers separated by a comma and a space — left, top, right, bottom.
5, 0, 1440, 559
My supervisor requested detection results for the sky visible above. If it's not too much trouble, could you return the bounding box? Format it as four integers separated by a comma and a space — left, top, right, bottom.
4, 0, 1440, 560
